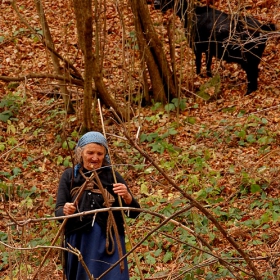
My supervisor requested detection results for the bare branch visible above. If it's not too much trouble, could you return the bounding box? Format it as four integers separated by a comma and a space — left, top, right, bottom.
0, 74, 83, 86
110, 107, 262, 280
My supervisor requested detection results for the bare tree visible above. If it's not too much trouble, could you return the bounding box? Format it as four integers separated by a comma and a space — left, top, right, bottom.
130, 0, 178, 103
2, 0, 134, 133
72, 0, 132, 131
72, 0, 94, 131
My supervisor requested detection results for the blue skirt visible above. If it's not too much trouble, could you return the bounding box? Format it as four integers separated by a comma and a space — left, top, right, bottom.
65, 223, 129, 280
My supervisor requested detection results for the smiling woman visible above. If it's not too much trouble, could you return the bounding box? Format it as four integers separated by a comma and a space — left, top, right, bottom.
55, 131, 141, 280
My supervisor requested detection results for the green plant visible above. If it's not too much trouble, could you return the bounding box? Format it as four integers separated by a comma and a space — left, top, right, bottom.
126, 31, 139, 50
0, 167, 23, 199
140, 128, 178, 154
0, 92, 25, 122
196, 74, 221, 100
164, 98, 187, 112
232, 116, 275, 147
0, 250, 9, 271
56, 155, 72, 167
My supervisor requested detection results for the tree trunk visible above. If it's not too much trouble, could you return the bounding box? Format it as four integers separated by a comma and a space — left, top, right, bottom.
73, 0, 95, 132
34, 0, 75, 114
72, 0, 130, 129
130, 1, 166, 103
130, 0, 177, 102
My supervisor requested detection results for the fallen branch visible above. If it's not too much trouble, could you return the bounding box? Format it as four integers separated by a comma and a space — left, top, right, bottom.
0, 241, 93, 280
4, 206, 257, 278
110, 107, 262, 280
0, 73, 83, 87
6, 207, 141, 226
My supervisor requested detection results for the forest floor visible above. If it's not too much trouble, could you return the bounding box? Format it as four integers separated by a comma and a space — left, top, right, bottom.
0, 0, 280, 279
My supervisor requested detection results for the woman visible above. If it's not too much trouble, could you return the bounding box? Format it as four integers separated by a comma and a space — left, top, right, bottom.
55, 131, 140, 280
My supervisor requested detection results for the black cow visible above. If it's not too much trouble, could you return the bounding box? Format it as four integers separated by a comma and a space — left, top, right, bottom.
154, 0, 277, 95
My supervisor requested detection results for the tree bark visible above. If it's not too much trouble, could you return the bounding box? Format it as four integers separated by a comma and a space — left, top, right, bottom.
130, 0, 178, 102
72, 0, 130, 129
130, 1, 166, 103
72, 0, 94, 131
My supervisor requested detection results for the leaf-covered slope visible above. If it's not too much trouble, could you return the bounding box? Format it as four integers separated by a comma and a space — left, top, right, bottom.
0, 0, 280, 279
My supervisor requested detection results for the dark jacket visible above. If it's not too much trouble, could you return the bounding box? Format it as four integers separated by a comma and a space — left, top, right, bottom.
55, 166, 140, 236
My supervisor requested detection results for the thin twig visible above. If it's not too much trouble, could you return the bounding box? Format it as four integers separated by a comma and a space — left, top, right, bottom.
0, 241, 94, 279
1, 141, 24, 159
4, 206, 267, 278
6, 207, 141, 226
67, 243, 94, 280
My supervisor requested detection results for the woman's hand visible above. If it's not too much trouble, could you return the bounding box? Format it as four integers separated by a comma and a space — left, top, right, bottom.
63, 202, 76, 216
113, 183, 132, 205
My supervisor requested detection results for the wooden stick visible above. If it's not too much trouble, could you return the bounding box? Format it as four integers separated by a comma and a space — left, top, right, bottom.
98, 99, 125, 270
97, 99, 144, 279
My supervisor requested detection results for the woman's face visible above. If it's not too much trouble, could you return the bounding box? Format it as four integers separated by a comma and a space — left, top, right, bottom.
81, 143, 106, 170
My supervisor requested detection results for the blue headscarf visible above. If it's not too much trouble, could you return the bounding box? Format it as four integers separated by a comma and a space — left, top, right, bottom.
74, 131, 109, 177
